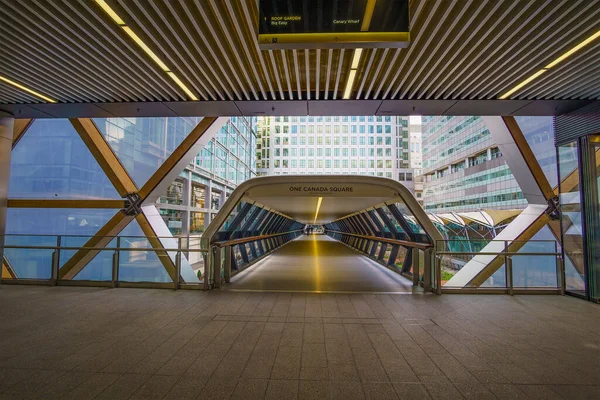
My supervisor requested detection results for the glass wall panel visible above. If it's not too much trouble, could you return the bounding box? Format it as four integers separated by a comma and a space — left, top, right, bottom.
190, 211, 206, 235
117, 219, 172, 282
393, 201, 426, 234
558, 142, 586, 295
393, 246, 408, 271
159, 208, 183, 236
512, 229, 558, 288
93, 117, 202, 187
8, 119, 119, 199
4, 208, 116, 279
514, 116, 558, 188
159, 180, 184, 205
381, 206, 407, 234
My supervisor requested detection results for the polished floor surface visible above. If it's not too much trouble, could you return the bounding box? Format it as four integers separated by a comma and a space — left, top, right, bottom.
0, 286, 599, 399
228, 235, 417, 293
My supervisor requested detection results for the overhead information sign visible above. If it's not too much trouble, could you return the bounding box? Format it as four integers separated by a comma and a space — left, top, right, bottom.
258, 0, 410, 49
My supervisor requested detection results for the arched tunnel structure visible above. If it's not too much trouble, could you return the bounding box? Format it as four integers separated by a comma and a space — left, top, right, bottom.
202, 175, 442, 292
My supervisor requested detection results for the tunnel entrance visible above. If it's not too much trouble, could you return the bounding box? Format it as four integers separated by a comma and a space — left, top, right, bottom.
202, 175, 441, 293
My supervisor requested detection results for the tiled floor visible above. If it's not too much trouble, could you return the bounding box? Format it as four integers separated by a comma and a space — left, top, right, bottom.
229, 235, 417, 293
0, 286, 599, 399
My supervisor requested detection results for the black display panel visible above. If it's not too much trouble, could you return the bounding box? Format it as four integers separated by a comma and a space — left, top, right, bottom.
258, 0, 410, 49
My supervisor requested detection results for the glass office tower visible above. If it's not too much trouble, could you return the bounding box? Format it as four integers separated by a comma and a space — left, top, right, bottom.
156, 117, 257, 237
422, 116, 527, 213
255, 116, 417, 191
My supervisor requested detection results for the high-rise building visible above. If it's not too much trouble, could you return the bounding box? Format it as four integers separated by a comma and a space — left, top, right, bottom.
408, 117, 424, 205
256, 115, 416, 190
421, 116, 526, 213
157, 117, 257, 237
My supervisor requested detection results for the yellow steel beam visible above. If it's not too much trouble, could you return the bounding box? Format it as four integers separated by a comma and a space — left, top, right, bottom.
502, 116, 555, 201
467, 213, 549, 287
7, 199, 125, 208
138, 117, 217, 199
59, 211, 134, 280
69, 118, 138, 197
2, 257, 17, 279
12, 118, 33, 149
135, 213, 177, 282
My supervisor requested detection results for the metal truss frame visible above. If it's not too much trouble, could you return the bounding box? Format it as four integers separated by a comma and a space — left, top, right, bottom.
448, 116, 567, 288
7, 116, 223, 282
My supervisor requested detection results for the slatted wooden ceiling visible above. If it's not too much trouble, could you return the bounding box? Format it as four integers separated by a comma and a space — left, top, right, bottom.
0, 0, 599, 105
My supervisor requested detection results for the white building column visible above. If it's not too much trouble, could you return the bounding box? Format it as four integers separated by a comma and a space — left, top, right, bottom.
181, 171, 192, 237
0, 115, 14, 260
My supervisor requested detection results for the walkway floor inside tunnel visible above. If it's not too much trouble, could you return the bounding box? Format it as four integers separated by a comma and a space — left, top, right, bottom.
227, 235, 421, 293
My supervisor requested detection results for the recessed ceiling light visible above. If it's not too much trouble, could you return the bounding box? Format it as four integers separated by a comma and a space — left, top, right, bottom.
0, 75, 57, 103
499, 29, 600, 99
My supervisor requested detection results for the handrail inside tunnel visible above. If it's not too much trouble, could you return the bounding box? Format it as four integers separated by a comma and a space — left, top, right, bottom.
201, 175, 442, 291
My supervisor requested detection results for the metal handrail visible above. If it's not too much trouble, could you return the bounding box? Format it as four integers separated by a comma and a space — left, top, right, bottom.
211, 230, 303, 247
435, 251, 560, 256
3, 245, 208, 252
328, 230, 432, 249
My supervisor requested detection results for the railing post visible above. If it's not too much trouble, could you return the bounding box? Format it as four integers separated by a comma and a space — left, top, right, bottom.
175, 237, 182, 290
505, 241, 513, 296
51, 235, 61, 286
112, 236, 120, 288
224, 245, 232, 283
213, 246, 222, 288
412, 248, 420, 286
433, 254, 441, 294
556, 241, 564, 295
423, 249, 432, 292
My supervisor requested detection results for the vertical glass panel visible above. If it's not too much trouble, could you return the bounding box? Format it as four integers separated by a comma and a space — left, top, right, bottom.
4, 208, 116, 279
8, 119, 119, 199
479, 264, 507, 288
514, 116, 557, 188
393, 246, 408, 271
118, 219, 172, 283
394, 201, 426, 234
512, 228, 558, 288
558, 142, 586, 295
93, 117, 202, 187
190, 211, 206, 235
381, 206, 407, 234
159, 208, 183, 236
589, 138, 600, 299
370, 210, 390, 234
70, 238, 116, 281
218, 201, 248, 232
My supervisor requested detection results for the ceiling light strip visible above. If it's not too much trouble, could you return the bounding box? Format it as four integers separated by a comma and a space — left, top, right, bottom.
314, 197, 323, 224
94, 0, 198, 101
0, 75, 57, 103
499, 28, 600, 99
342, 0, 376, 100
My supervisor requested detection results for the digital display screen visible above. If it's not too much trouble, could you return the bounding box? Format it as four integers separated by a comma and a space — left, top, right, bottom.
258, 0, 410, 49
259, 0, 409, 34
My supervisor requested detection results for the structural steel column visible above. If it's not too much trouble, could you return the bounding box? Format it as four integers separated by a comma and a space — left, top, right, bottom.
0, 115, 14, 263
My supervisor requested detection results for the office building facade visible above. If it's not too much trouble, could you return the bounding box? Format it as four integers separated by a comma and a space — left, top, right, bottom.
421, 116, 527, 213
256, 116, 416, 190
157, 117, 257, 238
